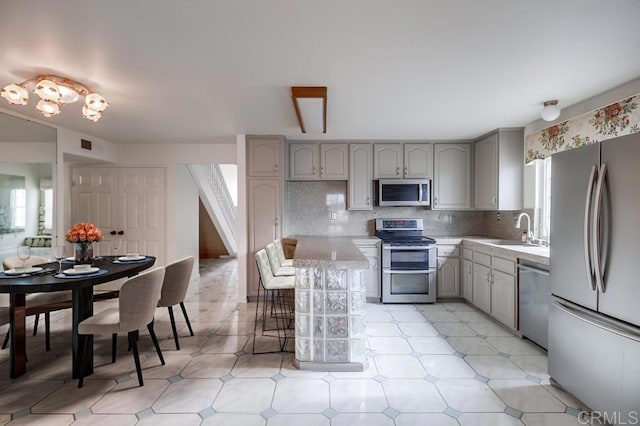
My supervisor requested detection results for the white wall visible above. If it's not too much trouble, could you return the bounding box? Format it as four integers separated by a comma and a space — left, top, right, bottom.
236, 135, 247, 302
168, 164, 200, 275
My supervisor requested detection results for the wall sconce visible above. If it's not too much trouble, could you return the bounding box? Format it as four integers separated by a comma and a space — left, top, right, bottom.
541, 100, 561, 121
291, 86, 327, 133
1, 75, 108, 122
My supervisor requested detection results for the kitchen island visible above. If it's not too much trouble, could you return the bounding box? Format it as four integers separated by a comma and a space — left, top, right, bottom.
292, 237, 370, 371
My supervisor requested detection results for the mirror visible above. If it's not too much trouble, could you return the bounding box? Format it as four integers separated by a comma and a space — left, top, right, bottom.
0, 174, 26, 234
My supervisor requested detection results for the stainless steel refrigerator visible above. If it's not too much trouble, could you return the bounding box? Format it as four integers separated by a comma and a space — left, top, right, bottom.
549, 132, 640, 423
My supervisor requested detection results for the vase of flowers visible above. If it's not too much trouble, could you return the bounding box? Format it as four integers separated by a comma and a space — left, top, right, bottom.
65, 222, 103, 265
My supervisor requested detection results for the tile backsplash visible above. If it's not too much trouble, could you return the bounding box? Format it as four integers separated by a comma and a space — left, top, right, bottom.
284, 181, 524, 240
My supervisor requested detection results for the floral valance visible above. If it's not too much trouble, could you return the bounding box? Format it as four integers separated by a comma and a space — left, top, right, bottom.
525, 94, 640, 163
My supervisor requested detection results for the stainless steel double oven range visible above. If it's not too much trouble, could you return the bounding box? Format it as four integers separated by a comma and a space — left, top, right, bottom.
375, 218, 436, 303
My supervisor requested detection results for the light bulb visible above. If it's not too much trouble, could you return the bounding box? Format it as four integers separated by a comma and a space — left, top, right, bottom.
1, 84, 29, 105
36, 99, 61, 117
85, 93, 108, 112
541, 100, 561, 121
82, 105, 102, 122
58, 84, 80, 104
35, 79, 61, 101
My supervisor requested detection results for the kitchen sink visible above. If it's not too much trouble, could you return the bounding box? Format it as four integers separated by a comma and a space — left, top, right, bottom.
481, 239, 548, 248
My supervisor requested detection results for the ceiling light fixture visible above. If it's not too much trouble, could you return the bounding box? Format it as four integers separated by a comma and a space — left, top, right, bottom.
541, 100, 561, 121
1, 75, 108, 122
291, 86, 327, 133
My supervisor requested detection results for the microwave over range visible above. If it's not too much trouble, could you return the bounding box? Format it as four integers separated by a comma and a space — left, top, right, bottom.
377, 179, 431, 207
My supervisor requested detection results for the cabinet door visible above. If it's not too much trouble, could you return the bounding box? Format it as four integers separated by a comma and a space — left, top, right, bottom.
462, 259, 473, 302
248, 179, 281, 297
365, 255, 380, 299
290, 143, 319, 179
474, 133, 498, 210
433, 144, 471, 209
437, 256, 460, 297
472, 262, 491, 314
373, 144, 403, 179
491, 269, 516, 329
348, 144, 373, 210
404, 143, 432, 178
320, 144, 348, 180
247, 137, 281, 177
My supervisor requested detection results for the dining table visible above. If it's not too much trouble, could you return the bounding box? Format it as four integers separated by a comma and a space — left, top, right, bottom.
0, 255, 155, 379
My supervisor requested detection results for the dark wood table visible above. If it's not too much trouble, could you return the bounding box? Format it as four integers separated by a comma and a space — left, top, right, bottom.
0, 256, 155, 379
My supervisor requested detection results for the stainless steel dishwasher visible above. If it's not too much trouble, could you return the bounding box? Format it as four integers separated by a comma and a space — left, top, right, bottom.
518, 260, 550, 349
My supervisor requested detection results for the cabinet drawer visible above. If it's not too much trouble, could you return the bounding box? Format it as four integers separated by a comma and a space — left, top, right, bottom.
492, 256, 515, 275
463, 248, 473, 260
437, 245, 459, 257
359, 247, 379, 258
473, 251, 491, 267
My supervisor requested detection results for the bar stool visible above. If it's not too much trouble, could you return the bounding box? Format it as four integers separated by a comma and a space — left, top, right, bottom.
252, 249, 295, 354
274, 239, 294, 267
265, 243, 295, 276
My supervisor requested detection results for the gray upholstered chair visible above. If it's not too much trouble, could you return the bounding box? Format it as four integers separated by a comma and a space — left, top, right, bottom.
253, 249, 295, 354
157, 256, 195, 350
2, 255, 71, 351
274, 239, 293, 267
0, 303, 9, 350
265, 243, 295, 276
77, 267, 166, 388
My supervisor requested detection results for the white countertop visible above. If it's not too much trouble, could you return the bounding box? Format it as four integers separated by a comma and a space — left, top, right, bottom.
435, 236, 550, 265
292, 236, 370, 269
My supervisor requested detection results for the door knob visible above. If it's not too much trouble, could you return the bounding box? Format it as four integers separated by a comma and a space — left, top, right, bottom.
110, 231, 116, 235
117, 230, 124, 235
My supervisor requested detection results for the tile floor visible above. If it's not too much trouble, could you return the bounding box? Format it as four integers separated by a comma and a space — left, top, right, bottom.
0, 258, 591, 425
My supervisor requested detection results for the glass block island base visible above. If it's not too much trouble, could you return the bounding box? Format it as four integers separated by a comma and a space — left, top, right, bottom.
291, 237, 370, 371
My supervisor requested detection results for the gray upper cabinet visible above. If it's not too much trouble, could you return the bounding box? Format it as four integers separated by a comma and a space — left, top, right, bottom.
348, 144, 373, 210
247, 136, 282, 177
374, 143, 432, 179
474, 129, 524, 210
290, 143, 348, 180
433, 143, 471, 210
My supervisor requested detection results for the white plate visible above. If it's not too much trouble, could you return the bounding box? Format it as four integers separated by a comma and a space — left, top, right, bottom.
64, 257, 76, 261
4, 267, 43, 276
118, 256, 145, 261
63, 267, 100, 275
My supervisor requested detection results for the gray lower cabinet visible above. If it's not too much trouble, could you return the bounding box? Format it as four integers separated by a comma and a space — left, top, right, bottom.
353, 239, 380, 300
436, 245, 461, 298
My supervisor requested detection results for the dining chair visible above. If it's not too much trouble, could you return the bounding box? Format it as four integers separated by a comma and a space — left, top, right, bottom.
252, 249, 295, 354
2, 255, 72, 351
265, 243, 295, 276
274, 239, 294, 267
77, 266, 166, 388
157, 256, 195, 350
0, 303, 9, 350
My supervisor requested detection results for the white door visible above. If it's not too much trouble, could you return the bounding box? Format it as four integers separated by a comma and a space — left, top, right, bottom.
290, 144, 319, 179
320, 144, 348, 179
374, 144, 403, 179
248, 179, 281, 296
404, 143, 432, 178
71, 167, 166, 264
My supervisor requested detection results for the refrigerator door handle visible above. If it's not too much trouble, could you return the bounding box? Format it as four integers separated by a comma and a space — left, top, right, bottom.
553, 300, 640, 343
593, 164, 607, 293
583, 165, 597, 291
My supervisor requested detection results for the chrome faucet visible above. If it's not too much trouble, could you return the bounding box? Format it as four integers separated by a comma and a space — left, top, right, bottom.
516, 212, 533, 244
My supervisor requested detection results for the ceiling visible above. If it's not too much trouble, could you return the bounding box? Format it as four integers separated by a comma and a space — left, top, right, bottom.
1, 1, 639, 145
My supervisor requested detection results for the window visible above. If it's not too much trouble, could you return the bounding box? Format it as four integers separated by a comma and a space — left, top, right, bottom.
10, 188, 26, 228
530, 157, 552, 241
43, 188, 53, 231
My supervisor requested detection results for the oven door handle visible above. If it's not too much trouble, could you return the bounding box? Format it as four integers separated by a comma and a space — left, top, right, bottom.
382, 246, 435, 251
382, 268, 437, 274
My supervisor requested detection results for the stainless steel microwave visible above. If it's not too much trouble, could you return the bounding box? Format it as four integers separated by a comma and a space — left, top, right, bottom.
377, 179, 431, 207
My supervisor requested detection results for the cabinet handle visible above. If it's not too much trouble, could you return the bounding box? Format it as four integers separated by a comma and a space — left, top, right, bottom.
275, 163, 279, 172
491, 195, 496, 206
110, 230, 117, 235
274, 218, 279, 227
396, 167, 400, 175
404, 166, 408, 175
366, 196, 370, 205
320, 166, 324, 176
117, 230, 124, 235
434, 196, 438, 206
312, 166, 316, 175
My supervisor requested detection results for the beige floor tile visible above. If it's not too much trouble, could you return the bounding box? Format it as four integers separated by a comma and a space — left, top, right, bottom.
521, 413, 582, 426
442, 303, 477, 312
419, 355, 477, 379
331, 413, 395, 426
91, 379, 169, 414
390, 311, 426, 322
465, 355, 528, 379
139, 354, 192, 379
5, 414, 74, 425
489, 379, 566, 412
153, 378, 222, 413
366, 322, 402, 337
386, 305, 417, 312
508, 355, 549, 379
368, 337, 413, 354
485, 337, 543, 355
453, 311, 491, 322
0, 379, 63, 413
137, 413, 203, 425
181, 354, 238, 378
466, 321, 513, 336
407, 337, 455, 354
202, 414, 266, 426
330, 357, 379, 379
0, 414, 9, 425
436, 379, 506, 412
383, 379, 447, 412
397, 322, 438, 336
72, 414, 138, 425
374, 355, 426, 379
395, 413, 459, 426
433, 322, 477, 337
424, 311, 461, 322
541, 384, 589, 411
201, 335, 249, 354
158, 334, 209, 353
272, 378, 329, 413
212, 378, 275, 413
268, 414, 328, 426
458, 413, 524, 426
31, 379, 115, 414
280, 355, 327, 379
365, 311, 394, 322
231, 353, 283, 377
330, 379, 387, 412
216, 321, 256, 336
447, 337, 499, 355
